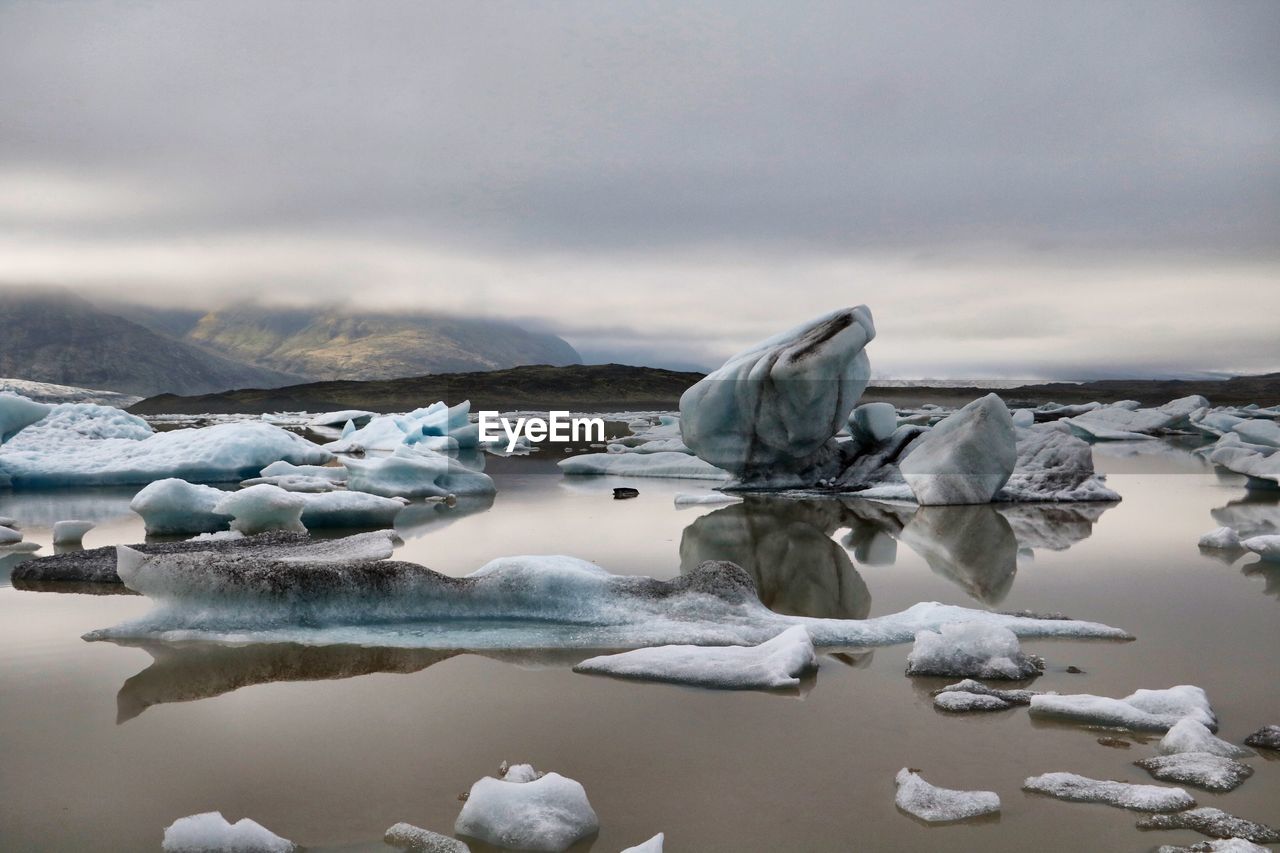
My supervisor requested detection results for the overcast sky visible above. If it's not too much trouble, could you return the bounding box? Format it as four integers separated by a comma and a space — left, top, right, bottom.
1, 1, 1277, 377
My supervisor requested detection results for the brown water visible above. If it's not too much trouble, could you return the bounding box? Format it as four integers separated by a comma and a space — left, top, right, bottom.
1, 443, 1277, 852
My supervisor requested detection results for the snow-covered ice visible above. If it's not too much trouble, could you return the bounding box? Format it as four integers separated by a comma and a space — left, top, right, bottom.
345, 446, 496, 498
906, 621, 1042, 679
679, 307, 875, 485
1022, 772, 1194, 811
559, 451, 729, 480
1159, 719, 1252, 758
1135, 753, 1253, 793
1137, 808, 1280, 844
454, 764, 598, 852
213, 485, 307, 535
1242, 534, 1280, 561
900, 394, 1016, 505
893, 768, 1000, 822
1199, 527, 1243, 549
573, 625, 816, 689
1029, 685, 1216, 732
383, 822, 471, 852
52, 519, 94, 546
161, 811, 295, 852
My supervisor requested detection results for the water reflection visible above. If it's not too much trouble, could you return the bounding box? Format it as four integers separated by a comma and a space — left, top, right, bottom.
680, 498, 871, 619
394, 493, 495, 540
681, 496, 1113, 609
0, 485, 140, 527
1212, 492, 1280, 539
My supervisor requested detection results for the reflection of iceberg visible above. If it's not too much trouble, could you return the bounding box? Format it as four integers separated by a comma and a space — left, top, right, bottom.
679, 497, 870, 619
1211, 493, 1280, 539
997, 502, 1110, 552
393, 493, 494, 540
900, 505, 1019, 605
0, 485, 140, 526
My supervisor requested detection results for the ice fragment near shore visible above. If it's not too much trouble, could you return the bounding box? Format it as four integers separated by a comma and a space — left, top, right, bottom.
1029, 685, 1216, 732
131, 479, 232, 535
1022, 772, 1194, 811
1138, 808, 1280, 844
455, 764, 598, 852
906, 621, 1042, 679
894, 768, 1000, 822
900, 394, 1016, 505
162, 811, 295, 852
573, 625, 816, 689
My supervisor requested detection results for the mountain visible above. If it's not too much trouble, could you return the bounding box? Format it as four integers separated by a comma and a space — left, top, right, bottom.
0, 290, 304, 397
129, 364, 705, 414
119, 304, 582, 381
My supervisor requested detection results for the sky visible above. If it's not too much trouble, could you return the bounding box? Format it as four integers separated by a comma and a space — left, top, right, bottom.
0, 1, 1277, 378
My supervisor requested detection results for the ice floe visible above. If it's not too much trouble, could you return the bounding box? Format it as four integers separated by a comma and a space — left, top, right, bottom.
1243, 725, 1280, 750
559, 450, 729, 480
161, 811, 295, 852
384, 822, 471, 852
573, 625, 816, 690
214, 484, 307, 535
932, 679, 1042, 712
1134, 752, 1253, 793
307, 409, 376, 428
1155, 840, 1269, 853
325, 401, 479, 454
620, 833, 664, 853
85, 553, 1130, 650
1029, 685, 1216, 732
454, 763, 598, 852
51, 519, 93, 546
893, 768, 1000, 822
1022, 772, 1194, 811
1159, 719, 1252, 758
906, 621, 1042, 679
1242, 534, 1280, 561
131, 479, 233, 535
1137, 808, 1280, 844
1062, 395, 1209, 441
0, 392, 52, 443
1199, 527, 1243, 549
345, 446, 496, 498
900, 394, 1016, 505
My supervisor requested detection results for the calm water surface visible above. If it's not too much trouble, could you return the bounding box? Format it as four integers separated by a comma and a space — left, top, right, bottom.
1, 441, 1277, 852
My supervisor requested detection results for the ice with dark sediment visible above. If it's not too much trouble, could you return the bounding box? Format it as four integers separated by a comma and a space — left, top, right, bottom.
1134, 752, 1253, 793
997, 422, 1120, 502
932, 679, 1044, 712
1155, 840, 1269, 853
893, 768, 1000, 822
1243, 725, 1280, 750
573, 625, 816, 690
1029, 685, 1217, 732
1022, 772, 1195, 811
384, 822, 471, 852
83, 548, 1130, 650
1137, 808, 1280, 844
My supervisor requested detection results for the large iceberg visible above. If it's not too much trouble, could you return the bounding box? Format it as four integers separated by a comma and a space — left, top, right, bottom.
893, 769, 1000, 822
573, 625, 816, 689
900, 394, 1016, 505
679, 307, 876, 486
454, 764, 598, 852
0, 392, 52, 443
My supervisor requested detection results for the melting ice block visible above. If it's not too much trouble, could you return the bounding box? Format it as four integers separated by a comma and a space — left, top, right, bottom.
1029, 685, 1216, 732
214, 485, 307, 535
1199, 527, 1243, 550
932, 679, 1043, 712
131, 479, 232, 535
384, 822, 471, 852
559, 451, 729, 480
848, 402, 898, 446
52, 519, 94, 546
1138, 808, 1280, 844
1135, 753, 1253, 793
893, 769, 1000, 822
1154, 840, 1269, 853
1159, 719, 1252, 758
0, 525, 22, 545
1242, 534, 1280, 561
679, 307, 875, 485
1022, 772, 1194, 811
573, 625, 816, 689
162, 811, 295, 852
345, 446, 495, 498
326, 401, 479, 454
620, 833, 664, 852
1243, 725, 1280, 750
900, 394, 1016, 505
455, 764, 599, 852
906, 621, 1042, 679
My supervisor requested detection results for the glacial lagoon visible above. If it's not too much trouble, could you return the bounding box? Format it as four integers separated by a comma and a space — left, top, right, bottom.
1, 440, 1277, 852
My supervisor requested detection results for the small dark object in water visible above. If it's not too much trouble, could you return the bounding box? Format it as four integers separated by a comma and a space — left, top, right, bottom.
1066, 665, 1085, 674
613, 487, 640, 499
1097, 737, 1130, 749
1244, 725, 1280, 751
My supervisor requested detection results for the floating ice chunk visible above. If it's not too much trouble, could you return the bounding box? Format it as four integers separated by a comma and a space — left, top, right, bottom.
214, 485, 307, 535
1011, 408, 1035, 428
559, 451, 729, 480
1199, 527, 1243, 549
52, 519, 94, 546
679, 307, 875, 485
327, 401, 479, 453
932, 679, 1042, 712
848, 402, 898, 446
384, 822, 471, 852
1155, 840, 1269, 853
260, 461, 347, 482
345, 446, 496, 498
131, 479, 232, 535
901, 395, 1016, 505
894, 768, 1000, 822
162, 811, 295, 852
673, 492, 741, 507
1242, 535, 1280, 561
0, 525, 22, 545
574, 625, 816, 690
1207, 437, 1280, 490
1243, 725, 1280, 750
1029, 685, 1216, 732
455, 765, 599, 852
906, 622, 1042, 679
620, 833, 664, 853
1063, 396, 1208, 441
0, 392, 51, 443
1135, 753, 1253, 793
307, 409, 376, 428
1022, 772, 1194, 811
298, 490, 407, 529
1160, 719, 1252, 758
1232, 419, 1280, 449
998, 422, 1120, 502
240, 474, 341, 493
0, 418, 331, 488
1137, 808, 1280, 844
188, 530, 245, 543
